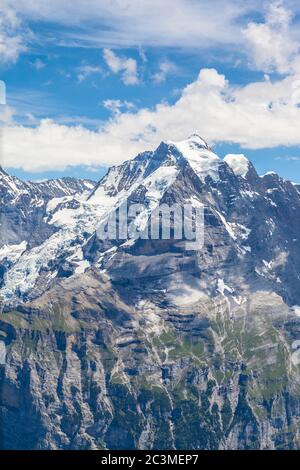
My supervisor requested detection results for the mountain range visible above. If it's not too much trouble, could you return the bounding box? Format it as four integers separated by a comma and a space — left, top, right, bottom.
1, 135, 300, 450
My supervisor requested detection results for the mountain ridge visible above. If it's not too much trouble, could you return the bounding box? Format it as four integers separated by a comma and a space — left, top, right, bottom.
1, 136, 300, 450
1, 134, 299, 305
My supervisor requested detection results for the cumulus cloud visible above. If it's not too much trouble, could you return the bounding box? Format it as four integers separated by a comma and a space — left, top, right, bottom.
2, 1, 300, 173
243, 1, 300, 74
103, 49, 139, 85
4, 1, 300, 75
2, 67, 300, 172
1, 118, 145, 171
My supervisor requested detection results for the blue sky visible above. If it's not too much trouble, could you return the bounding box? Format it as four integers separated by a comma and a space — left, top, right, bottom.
1, 0, 300, 182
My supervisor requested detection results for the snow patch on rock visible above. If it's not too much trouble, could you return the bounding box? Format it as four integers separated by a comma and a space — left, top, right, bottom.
0, 241, 27, 263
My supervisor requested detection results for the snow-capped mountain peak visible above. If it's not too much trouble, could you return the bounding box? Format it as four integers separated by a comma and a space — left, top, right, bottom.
183, 133, 209, 149
3, 137, 300, 451
2, 134, 300, 307
167, 134, 221, 182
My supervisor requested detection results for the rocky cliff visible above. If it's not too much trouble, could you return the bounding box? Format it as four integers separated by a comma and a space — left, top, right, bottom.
1, 136, 300, 449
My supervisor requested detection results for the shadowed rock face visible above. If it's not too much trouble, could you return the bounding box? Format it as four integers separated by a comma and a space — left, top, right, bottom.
1, 138, 300, 449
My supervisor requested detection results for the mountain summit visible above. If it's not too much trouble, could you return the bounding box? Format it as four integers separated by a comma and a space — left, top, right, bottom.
1, 136, 300, 450
1, 136, 300, 304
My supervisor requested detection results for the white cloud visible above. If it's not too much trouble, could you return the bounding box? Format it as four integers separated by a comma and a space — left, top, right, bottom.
1, 117, 145, 171
139, 48, 147, 63
77, 64, 103, 82
0, 79, 6, 104
275, 155, 300, 161
0, 0, 28, 63
152, 61, 177, 84
4, 0, 300, 77
3, 0, 300, 77
0, 104, 14, 123
3, 67, 300, 172
31, 58, 46, 70
103, 48, 139, 85
6, 0, 256, 50
243, 1, 300, 74
103, 99, 135, 114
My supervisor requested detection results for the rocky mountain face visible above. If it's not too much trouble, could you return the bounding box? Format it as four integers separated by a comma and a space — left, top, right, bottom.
1, 135, 300, 449
0, 166, 96, 247
0, 168, 96, 294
